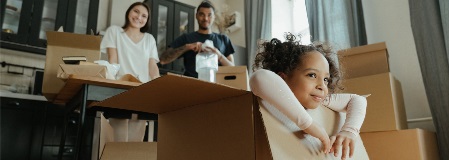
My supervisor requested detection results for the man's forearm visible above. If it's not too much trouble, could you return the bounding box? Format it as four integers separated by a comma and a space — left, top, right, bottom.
160, 46, 187, 64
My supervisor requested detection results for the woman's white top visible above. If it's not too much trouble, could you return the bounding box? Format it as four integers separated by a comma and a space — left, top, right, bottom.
101, 25, 159, 83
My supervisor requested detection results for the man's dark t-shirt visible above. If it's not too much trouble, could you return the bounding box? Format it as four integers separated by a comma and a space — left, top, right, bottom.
169, 32, 235, 78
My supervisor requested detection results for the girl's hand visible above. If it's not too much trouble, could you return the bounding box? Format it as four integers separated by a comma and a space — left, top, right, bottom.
303, 122, 330, 153
329, 131, 357, 160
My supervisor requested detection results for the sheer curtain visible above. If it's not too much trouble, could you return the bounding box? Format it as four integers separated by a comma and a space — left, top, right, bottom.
305, 0, 367, 49
271, 0, 310, 44
409, 0, 449, 159
440, 0, 449, 63
245, 0, 271, 73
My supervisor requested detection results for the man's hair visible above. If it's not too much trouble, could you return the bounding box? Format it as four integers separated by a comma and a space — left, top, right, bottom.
197, 1, 215, 13
253, 33, 343, 94
122, 2, 151, 33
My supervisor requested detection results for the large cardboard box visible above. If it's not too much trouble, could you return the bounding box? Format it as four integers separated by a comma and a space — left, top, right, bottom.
43, 31, 102, 101
339, 42, 389, 79
360, 129, 440, 160
342, 72, 407, 132
216, 66, 249, 90
94, 74, 369, 159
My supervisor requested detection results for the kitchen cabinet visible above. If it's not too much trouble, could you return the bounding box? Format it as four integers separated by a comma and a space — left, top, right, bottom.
0, 97, 93, 159
1, 97, 46, 160
0, 0, 99, 55
145, 0, 195, 75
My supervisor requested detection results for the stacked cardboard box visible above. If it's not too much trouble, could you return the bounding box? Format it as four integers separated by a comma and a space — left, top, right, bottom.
216, 66, 249, 91
339, 42, 439, 159
43, 31, 102, 102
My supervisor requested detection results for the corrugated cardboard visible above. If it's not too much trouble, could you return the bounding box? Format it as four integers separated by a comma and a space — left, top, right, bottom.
342, 72, 407, 132
360, 129, 440, 160
43, 31, 101, 101
216, 66, 249, 90
94, 74, 369, 159
339, 42, 389, 79
57, 64, 107, 80
99, 114, 156, 160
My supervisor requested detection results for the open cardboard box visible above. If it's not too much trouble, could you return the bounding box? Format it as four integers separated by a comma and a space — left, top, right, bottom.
339, 42, 389, 79
94, 74, 369, 159
342, 72, 407, 132
216, 66, 249, 91
43, 31, 102, 101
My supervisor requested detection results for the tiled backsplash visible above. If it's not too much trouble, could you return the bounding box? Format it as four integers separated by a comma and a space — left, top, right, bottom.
0, 48, 46, 94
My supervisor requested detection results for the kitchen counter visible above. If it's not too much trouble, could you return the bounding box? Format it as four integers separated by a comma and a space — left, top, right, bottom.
0, 91, 47, 101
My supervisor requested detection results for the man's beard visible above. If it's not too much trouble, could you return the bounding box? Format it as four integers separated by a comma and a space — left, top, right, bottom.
199, 26, 209, 30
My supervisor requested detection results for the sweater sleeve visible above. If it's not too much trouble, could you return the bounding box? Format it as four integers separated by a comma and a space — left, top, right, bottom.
249, 69, 313, 129
322, 94, 367, 135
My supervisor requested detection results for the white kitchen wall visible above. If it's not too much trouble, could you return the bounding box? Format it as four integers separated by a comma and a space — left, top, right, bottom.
362, 0, 435, 132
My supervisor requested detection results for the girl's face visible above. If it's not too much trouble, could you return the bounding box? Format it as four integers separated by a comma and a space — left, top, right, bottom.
280, 51, 330, 109
127, 5, 149, 29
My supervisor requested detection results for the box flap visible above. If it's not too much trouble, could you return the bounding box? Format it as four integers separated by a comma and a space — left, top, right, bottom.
100, 142, 157, 160
259, 98, 369, 159
99, 113, 115, 160
339, 42, 387, 56
46, 31, 101, 50
94, 74, 249, 114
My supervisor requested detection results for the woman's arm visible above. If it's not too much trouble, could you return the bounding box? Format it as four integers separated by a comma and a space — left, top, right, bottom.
148, 58, 160, 80
107, 48, 118, 64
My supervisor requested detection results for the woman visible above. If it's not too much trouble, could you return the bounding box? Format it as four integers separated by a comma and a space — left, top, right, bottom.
101, 2, 160, 82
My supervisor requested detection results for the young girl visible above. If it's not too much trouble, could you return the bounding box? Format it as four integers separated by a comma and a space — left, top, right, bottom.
101, 2, 160, 82
250, 34, 367, 159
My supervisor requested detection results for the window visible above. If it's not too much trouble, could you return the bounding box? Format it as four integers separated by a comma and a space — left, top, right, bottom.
271, 0, 310, 44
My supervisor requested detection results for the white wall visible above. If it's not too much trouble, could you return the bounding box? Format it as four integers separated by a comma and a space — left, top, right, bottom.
362, 0, 435, 131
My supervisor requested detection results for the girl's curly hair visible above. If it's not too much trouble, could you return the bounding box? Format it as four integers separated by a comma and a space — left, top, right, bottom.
252, 33, 343, 93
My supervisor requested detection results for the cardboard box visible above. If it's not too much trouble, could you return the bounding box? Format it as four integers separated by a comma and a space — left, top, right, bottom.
342, 72, 407, 132
216, 66, 249, 90
57, 64, 107, 80
94, 74, 369, 159
43, 31, 102, 101
360, 129, 440, 160
98, 114, 156, 160
339, 42, 389, 79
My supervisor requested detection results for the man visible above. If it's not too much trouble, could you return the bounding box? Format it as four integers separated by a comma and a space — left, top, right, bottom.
160, 1, 235, 78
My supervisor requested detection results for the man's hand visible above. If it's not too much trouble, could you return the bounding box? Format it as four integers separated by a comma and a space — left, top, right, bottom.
203, 46, 224, 60
329, 131, 357, 160
185, 42, 202, 53
303, 122, 330, 154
